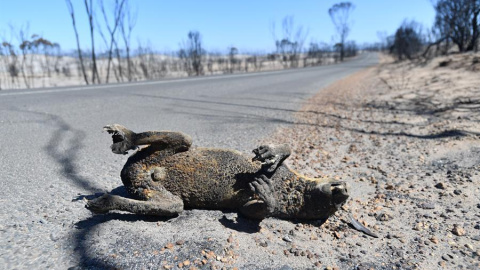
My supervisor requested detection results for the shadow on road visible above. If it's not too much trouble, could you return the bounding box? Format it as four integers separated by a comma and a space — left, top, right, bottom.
72, 212, 168, 269
8, 108, 115, 268
9, 108, 99, 191
218, 215, 261, 233
134, 94, 479, 140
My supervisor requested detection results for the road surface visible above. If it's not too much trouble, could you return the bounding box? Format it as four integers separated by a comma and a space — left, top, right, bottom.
0, 53, 378, 269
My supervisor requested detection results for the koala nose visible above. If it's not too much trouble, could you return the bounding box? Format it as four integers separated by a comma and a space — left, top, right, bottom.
330, 181, 348, 193
330, 181, 349, 204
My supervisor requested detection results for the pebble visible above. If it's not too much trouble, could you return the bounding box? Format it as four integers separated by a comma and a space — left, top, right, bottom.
452, 225, 466, 236
176, 240, 185, 245
434, 183, 447, 189
423, 213, 433, 219
376, 212, 393, 221
419, 202, 436, 209
282, 235, 292, 242
385, 183, 395, 190
413, 222, 424, 231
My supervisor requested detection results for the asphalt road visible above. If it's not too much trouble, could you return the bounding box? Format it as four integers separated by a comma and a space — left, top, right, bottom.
0, 53, 378, 269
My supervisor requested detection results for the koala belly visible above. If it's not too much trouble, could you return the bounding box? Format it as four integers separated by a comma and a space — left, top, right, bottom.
123, 148, 261, 209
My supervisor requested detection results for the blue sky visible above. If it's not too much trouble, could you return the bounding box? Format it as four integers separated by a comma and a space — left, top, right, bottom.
0, 0, 436, 54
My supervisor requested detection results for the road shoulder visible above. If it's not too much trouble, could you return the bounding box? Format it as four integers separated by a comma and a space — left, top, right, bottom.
269, 53, 480, 269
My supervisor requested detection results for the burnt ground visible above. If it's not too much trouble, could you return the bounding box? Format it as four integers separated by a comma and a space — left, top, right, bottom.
267, 53, 480, 269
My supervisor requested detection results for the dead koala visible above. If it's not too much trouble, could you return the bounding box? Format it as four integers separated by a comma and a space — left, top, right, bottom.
86, 124, 349, 221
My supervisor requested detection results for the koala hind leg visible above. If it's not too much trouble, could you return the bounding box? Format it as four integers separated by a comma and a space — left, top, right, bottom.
86, 189, 184, 216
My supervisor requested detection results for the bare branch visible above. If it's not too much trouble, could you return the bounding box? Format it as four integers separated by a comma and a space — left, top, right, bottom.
65, 0, 89, 85
328, 2, 355, 61
84, 0, 100, 83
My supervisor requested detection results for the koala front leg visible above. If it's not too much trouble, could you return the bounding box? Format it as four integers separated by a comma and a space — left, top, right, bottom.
252, 144, 291, 173
240, 175, 277, 219
104, 124, 192, 155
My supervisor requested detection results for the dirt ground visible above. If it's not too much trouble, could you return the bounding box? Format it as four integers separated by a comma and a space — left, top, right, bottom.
266, 52, 480, 269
